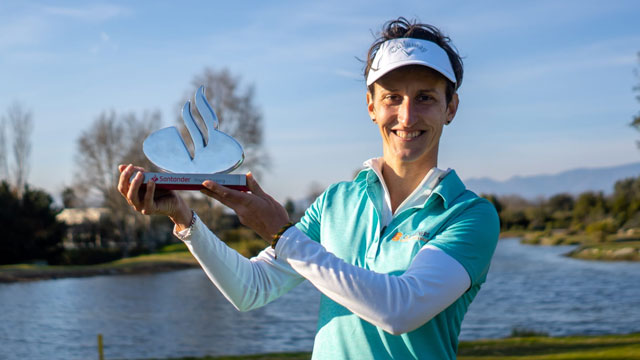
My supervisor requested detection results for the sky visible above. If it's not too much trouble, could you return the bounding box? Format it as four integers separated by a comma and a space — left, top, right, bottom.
1, 0, 639, 203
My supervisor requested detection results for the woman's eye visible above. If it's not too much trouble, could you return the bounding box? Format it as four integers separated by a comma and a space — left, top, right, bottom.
384, 95, 401, 103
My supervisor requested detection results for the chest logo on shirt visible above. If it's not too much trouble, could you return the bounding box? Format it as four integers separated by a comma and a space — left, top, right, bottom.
390, 231, 430, 243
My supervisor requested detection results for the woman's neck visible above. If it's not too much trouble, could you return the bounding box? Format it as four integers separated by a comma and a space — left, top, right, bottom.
381, 159, 435, 212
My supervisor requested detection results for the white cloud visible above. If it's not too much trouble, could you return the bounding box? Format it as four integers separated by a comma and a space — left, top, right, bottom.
42, 4, 131, 22
469, 35, 640, 89
90, 31, 117, 54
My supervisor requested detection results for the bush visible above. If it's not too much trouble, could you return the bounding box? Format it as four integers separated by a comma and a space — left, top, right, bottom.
231, 238, 269, 258
585, 218, 617, 235
158, 242, 189, 253
0, 182, 66, 265
57, 248, 123, 265
221, 228, 267, 257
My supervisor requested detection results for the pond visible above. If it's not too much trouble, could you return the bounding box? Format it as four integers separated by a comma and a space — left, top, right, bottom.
1, 238, 639, 359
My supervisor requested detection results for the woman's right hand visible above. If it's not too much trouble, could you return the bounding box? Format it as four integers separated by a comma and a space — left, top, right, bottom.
117, 164, 193, 230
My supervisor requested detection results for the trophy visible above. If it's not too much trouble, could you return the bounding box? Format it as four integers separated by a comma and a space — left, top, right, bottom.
133, 86, 248, 191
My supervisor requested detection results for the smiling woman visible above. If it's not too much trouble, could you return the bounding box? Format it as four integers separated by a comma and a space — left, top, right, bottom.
367, 65, 459, 208
116, 17, 499, 360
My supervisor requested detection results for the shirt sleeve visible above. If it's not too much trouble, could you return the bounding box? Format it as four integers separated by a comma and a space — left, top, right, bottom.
427, 199, 500, 286
274, 227, 471, 335
174, 213, 305, 312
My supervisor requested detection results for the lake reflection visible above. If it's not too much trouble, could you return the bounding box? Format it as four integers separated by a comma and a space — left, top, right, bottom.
1, 238, 639, 359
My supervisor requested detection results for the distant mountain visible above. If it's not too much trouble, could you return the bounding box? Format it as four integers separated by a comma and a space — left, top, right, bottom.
464, 162, 640, 199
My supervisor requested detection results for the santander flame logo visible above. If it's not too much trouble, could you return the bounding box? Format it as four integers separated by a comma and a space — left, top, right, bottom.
142, 86, 244, 174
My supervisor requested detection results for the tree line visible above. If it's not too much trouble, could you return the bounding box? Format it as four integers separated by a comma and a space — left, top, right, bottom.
483, 175, 640, 237
0, 68, 268, 265
1, 54, 639, 265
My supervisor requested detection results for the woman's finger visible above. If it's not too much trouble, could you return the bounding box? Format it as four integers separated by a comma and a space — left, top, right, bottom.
117, 164, 135, 197
202, 180, 251, 210
127, 171, 144, 210
246, 172, 267, 197
142, 180, 156, 215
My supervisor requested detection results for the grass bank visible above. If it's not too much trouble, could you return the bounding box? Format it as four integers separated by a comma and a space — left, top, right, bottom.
132, 333, 640, 360
0, 238, 271, 283
0, 250, 198, 283
516, 230, 640, 262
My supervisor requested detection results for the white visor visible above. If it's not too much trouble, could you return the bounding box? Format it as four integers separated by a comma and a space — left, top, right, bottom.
366, 38, 457, 86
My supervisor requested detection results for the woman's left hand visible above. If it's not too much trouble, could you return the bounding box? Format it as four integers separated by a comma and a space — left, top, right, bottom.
200, 172, 291, 243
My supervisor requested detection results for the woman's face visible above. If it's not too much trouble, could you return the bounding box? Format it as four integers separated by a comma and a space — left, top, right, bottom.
367, 66, 458, 169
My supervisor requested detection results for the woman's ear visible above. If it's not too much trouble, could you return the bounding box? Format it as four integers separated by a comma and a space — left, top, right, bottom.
446, 92, 459, 124
366, 91, 376, 122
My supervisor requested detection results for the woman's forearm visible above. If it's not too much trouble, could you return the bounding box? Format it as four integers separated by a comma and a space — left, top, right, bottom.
274, 226, 471, 335
175, 213, 305, 311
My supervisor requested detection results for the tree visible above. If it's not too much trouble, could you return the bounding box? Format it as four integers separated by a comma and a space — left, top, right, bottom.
1, 102, 33, 197
572, 191, 608, 228
611, 177, 640, 227
180, 68, 269, 177
0, 181, 66, 265
547, 193, 574, 212
74, 110, 162, 249
75, 110, 160, 205
61, 187, 79, 208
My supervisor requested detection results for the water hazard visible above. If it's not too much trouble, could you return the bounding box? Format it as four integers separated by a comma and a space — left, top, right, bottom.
1, 238, 639, 359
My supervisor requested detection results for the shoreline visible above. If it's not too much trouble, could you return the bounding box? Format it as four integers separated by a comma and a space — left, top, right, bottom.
500, 230, 640, 262
3, 230, 639, 284
0, 252, 199, 283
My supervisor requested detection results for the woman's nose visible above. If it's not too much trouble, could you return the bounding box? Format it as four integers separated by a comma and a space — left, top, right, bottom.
397, 98, 416, 127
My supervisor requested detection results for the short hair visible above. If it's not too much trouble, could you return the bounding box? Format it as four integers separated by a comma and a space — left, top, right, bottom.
365, 17, 463, 103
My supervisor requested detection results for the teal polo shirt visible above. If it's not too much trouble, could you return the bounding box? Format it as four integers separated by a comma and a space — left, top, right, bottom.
296, 169, 500, 359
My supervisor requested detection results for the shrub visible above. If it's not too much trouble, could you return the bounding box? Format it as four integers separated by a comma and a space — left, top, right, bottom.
57, 248, 123, 265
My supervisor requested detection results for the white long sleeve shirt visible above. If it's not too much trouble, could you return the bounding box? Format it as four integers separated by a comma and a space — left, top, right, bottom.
175, 160, 471, 335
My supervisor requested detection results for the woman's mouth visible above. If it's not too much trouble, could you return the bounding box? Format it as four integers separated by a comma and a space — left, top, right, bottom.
393, 130, 424, 140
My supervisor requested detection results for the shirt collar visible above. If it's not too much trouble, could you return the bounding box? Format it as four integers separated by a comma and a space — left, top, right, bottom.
362, 157, 451, 224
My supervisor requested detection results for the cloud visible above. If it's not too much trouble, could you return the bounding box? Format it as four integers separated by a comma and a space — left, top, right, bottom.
469, 35, 640, 89
90, 31, 117, 54
42, 3, 131, 22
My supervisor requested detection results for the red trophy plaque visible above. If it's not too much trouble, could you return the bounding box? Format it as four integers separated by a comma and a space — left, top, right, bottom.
138, 86, 248, 191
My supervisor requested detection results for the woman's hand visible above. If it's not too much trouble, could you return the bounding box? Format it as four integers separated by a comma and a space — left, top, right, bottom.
200, 172, 290, 243
117, 164, 192, 231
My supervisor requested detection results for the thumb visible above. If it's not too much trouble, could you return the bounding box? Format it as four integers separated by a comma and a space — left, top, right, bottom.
246, 172, 266, 196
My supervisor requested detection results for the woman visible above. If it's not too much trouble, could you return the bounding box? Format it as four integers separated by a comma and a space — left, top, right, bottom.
118, 18, 499, 360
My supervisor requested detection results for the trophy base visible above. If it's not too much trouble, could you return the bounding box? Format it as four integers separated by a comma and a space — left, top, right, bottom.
134, 172, 248, 191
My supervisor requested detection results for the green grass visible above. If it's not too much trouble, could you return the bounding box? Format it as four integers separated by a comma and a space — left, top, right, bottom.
131, 333, 640, 360
457, 333, 640, 359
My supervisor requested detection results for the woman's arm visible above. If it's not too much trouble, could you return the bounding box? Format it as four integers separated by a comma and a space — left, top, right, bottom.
177, 213, 304, 311
275, 227, 470, 335
117, 165, 303, 311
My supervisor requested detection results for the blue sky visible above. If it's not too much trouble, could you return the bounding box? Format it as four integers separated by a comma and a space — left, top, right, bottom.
1, 0, 639, 203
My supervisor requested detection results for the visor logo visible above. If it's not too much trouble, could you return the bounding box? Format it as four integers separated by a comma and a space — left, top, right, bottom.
388, 41, 428, 57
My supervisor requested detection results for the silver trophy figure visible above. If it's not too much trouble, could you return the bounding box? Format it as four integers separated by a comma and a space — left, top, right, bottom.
135, 86, 247, 190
